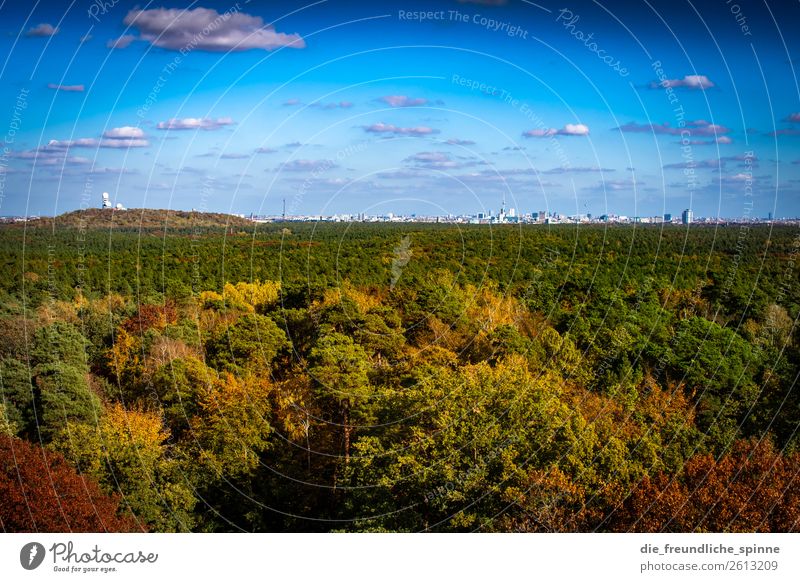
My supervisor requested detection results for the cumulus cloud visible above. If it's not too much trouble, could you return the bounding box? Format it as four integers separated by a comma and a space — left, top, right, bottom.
156, 117, 234, 130
617, 120, 730, 137
255, 147, 277, 154
523, 123, 589, 137
122, 7, 305, 52
786, 113, 800, 123
445, 138, 476, 145
379, 95, 428, 107
106, 35, 137, 49
363, 123, 439, 137
103, 126, 145, 139
649, 75, 715, 90
26, 23, 58, 37
47, 83, 84, 92
283, 99, 301, 106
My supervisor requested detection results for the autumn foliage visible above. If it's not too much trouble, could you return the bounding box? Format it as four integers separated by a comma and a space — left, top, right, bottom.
0, 435, 140, 532
611, 440, 800, 532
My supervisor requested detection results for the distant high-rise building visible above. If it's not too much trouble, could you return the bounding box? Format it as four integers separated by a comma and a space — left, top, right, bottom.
664, 213, 672, 222
508, 207, 516, 218
682, 209, 693, 225
537, 211, 546, 222
768, 212, 773, 221
102, 192, 112, 209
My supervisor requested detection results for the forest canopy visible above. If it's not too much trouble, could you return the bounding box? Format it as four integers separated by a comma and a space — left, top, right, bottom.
0, 217, 798, 532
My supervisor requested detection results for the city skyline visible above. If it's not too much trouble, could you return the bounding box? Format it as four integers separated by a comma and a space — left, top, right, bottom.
1, 1, 799, 219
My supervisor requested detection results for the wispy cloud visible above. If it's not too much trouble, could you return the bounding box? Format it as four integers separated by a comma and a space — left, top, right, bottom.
363, 123, 439, 137
404, 151, 485, 170
278, 159, 338, 172
649, 74, 715, 90
106, 35, 137, 49
310, 101, 354, 110
379, 95, 428, 107
542, 166, 614, 174
662, 159, 722, 170
156, 117, 234, 130
617, 119, 730, 137
47, 83, 85, 92
523, 123, 589, 137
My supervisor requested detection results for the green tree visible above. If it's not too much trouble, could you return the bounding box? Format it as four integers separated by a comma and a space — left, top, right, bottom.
206, 314, 289, 373
309, 333, 371, 463
34, 363, 100, 441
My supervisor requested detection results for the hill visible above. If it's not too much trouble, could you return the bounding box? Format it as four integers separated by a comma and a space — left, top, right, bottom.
2, 208, 254, 232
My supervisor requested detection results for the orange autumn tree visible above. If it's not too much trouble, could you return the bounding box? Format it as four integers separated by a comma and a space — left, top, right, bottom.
611, 439, 800, 532
0, 435, 139, 532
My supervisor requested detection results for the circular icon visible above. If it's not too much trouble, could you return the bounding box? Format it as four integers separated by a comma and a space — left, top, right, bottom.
20, 542, 46, 570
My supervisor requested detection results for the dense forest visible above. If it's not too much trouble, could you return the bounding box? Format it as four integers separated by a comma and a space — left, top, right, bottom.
1, 213, 798, 532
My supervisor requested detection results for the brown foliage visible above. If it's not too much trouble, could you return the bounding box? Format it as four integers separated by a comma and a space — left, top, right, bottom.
121, 302, 178, 335
0, 435, 140, 532
611, 439, 800, 532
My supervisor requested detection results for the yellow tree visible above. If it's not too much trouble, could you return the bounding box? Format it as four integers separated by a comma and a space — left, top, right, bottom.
190, 373, 274, 478
53, 404, 196, 532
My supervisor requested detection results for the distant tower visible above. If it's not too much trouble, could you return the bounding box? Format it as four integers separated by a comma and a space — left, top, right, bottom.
102, 192, 112, 209
282, 198, 286, 220
682, 209, 693, 225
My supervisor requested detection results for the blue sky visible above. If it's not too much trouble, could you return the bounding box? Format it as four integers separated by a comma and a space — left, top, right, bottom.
0, 0, 798, 218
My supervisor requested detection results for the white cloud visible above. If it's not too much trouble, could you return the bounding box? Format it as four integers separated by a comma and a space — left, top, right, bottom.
156, 117, 234, 130
122, 7, 305, 52
47, 83, 84, 92
103, 126, 145, 139
364, 123, 439, 137
650, 75, 715, 90
404, 151, 485, 170
26, 23, 58, 37
523, 123, 589, 137
379, 95, 428, 107
445, 138, 476, 146
278, 159, 338, 172
107, 35, 137, 49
